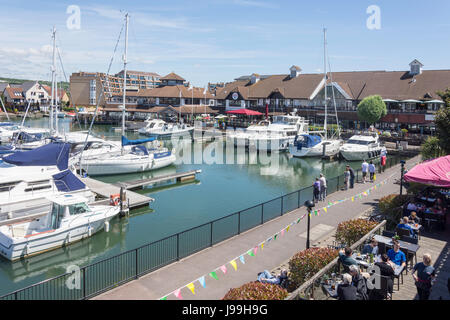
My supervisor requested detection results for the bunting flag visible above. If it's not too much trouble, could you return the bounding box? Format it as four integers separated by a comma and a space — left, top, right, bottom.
174, 289, 183, 299
351, 197, 355, 202
209, 271, 219, 280
297, 218, 301, 224
187, 283, 195, 295
220, 265, 227, 274
247, 249, 255, 257
286, 225, 291, 232
240, 255, 245, 264
274, 234, 278, 240
230, 260, 237, 271
253, 246, 258, 255
198, 276, 206, 288
281, 229, 285, 237
261, 242, 264, 250
160, 296, 167, 300
323, 207, 327, 213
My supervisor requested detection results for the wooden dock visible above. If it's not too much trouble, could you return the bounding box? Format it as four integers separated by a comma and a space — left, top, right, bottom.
117, 170, 201, 190
81, 177, 154, 210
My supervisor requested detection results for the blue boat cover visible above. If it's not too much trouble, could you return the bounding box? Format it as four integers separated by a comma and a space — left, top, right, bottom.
296, 135, 322, 149
16, 132, 43, 142
52, 169, 86, 192
3, 142, 70, 171
131, 145, 149, 156
121, 135, 155, 146
0, 122, 15, 127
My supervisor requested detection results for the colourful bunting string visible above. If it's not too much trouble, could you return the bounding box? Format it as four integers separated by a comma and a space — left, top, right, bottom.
230, 260, 237, 271
220, 265, 227, 274
253, 247, 258, 255
174, 289, 182, 299
240, 255, 245, 264
209, 271, 218, 280
198, 276, 206, 288
247, 249, 255, 257
187, 283, 195, 295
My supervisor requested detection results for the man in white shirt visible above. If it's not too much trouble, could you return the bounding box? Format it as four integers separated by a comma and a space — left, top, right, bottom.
361, 160, 369, 184
319, 173, 327, 201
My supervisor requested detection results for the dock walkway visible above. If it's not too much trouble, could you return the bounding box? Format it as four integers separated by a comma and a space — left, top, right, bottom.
94, 156, 426, 300
117, 170, 201, 190
81, 177, 153, 209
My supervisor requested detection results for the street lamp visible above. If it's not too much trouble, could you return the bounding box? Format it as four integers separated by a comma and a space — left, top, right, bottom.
400, 160, 406, 195
304, 200, 315, 249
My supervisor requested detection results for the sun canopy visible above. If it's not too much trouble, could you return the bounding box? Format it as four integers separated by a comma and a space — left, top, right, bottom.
225, 109, 263, 116
121, 136, 156, 147
404, 155, 450, 188
3, 142, 70, 171
53, 170, 86, 192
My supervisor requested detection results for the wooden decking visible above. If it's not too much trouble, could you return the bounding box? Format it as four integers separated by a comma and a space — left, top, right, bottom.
392, 223, 450, 300
117, 170, 201, 190
81, 177, 154, 209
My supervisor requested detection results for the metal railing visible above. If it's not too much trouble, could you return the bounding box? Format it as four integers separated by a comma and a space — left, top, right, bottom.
286, 220, 387, 300
0, 157, 401, 300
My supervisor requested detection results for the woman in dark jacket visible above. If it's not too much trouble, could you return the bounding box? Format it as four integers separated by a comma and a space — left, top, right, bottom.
412, 254, 436, 300
337, 273, 358, 300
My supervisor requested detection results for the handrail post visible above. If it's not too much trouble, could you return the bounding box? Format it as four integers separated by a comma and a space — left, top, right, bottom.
238, 211, 241, 235
210, 222, 213, 246
82, 267, 86, 299
261, 204, 264, 224
281, 196, 284, 216
135, 248, 139, 279
176, 233, 180, 261
298, 190, 301, 208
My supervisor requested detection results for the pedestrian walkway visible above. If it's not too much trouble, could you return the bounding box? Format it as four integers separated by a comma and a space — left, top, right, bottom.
94, 156, 421, 300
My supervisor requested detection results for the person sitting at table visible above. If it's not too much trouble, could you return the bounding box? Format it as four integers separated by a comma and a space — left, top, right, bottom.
387, 240, 407, 268
362, 238, 379, 255
339, 247, 359, 271
397, 216, 416, 238
337, 273, 358, 300
374, 254, 395, 295
349, 265, 369, 300
412, 254, 436, 300
406, 202, 418, 214
433, 198, 446, 214
408, 211, 421, 224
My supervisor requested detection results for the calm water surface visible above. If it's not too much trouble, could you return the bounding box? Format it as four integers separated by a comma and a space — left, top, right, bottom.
0, 117, 370, 295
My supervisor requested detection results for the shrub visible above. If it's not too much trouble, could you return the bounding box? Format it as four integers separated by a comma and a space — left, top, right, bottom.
222, 281, 288, 300
288, 247, 338, 287
335, 219, 378, 246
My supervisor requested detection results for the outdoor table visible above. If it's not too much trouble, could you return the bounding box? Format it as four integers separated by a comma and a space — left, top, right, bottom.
373, 235, 420, 254
321, 280, 342, 299
352, 253, 371, 268
408, 223, 421, 231
418, 197, 436, 203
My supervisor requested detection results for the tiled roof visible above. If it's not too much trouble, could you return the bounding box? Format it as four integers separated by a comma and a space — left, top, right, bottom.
160, 72, 185, 81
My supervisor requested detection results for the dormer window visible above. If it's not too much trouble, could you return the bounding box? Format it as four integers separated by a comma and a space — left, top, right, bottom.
409, 59, 423, 76
250, 73, 260, 84
290, 65, 302, 79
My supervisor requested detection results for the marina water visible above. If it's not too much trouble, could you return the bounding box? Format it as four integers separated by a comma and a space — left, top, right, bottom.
0, 118, 388, 295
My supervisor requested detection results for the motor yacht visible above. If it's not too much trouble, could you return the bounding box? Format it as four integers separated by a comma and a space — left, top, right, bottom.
339, 133, 387, 161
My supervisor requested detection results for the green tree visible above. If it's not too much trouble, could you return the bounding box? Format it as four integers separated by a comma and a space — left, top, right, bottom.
421, 136, 444, 160
434, 89, 450, 154
357, 95, 387, 125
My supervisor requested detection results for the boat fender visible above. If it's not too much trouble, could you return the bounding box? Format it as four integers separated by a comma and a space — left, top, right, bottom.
25, 242, 29, 256
104, 221, 110, 233
88, 225, 92, 237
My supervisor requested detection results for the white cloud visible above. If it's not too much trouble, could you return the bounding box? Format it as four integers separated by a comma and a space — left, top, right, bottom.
232, 0, 279, 9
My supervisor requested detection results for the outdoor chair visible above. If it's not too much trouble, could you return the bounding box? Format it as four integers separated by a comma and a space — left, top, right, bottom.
382, 230, 396, 238
395, 227, 412, 238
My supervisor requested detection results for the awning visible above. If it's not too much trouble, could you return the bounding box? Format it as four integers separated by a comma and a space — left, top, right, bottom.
225, 109, 263, 116
404, 155, 450, 188
425, 100, 444, 104
401, 99, 422, 103
382, 99, 398, 103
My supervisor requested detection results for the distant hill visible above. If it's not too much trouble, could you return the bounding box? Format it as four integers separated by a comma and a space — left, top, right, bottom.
0, 77, 69, 90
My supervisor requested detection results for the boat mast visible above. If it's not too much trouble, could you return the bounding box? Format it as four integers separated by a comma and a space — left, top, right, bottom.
122, 13, 129, 143
323, 28, 328, 141
50, 26, 56, 133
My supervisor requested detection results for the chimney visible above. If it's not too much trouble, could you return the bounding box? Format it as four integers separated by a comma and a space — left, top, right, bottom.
290, 65, 302, 79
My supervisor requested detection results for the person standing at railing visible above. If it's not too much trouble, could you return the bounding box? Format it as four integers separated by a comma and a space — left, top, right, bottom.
361, 160, 369, 184
319, 173, 327, 201
313, 178, 321, 203
344, 167, 350, 190
369, 161, 376, 182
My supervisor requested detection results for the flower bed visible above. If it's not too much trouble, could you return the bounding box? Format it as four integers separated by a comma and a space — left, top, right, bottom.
288, 247, 338, 287
222, 281, 288, 300
335, 219, 378, 246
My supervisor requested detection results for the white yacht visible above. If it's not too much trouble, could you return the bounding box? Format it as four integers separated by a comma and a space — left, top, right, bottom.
289, 29, 343, 158
227, 115, 309, 152
12, 128, 53, 151
0, 194, 120, 261
79, 14, 177, 177
138, 119, 193, 139
78, 137, 176, 176
339, 133, 387, 161
289, 134, 342, 157
0, 143, 94, 220
0, 123, 22, 144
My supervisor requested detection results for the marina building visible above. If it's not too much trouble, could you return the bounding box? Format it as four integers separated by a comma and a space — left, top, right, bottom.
215, 60, 449, 131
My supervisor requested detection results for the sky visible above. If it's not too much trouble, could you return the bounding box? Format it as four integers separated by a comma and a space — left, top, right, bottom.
0, 0, 449, 87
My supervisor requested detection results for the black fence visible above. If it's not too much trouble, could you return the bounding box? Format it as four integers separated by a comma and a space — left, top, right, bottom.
0, 157, 402, 300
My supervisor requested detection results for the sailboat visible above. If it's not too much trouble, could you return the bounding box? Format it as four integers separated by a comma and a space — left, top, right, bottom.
289, 28, 342, 158
77, 13, 176, 176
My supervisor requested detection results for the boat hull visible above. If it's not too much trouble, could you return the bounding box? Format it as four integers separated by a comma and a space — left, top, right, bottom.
340, 147, 386, 161
289, 140, 342, 158
0, 212, 117, 261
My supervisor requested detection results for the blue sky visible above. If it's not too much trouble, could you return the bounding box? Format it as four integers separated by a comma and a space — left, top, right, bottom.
1, 0, 449, 86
